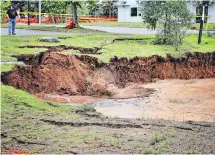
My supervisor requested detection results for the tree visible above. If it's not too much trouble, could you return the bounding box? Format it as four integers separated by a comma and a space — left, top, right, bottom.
41, 0, 68, 23
86, 0, 100, 16
140, 1, 193, 51
42, 1, 67, 14
138, 1, 162, 30
98, 0, 118, 17
71, 1, 82, 27
1, 0, 11, 23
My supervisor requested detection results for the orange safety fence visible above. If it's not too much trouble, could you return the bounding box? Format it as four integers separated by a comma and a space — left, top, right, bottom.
3, 15, 118, 24
1, 149, 30, 154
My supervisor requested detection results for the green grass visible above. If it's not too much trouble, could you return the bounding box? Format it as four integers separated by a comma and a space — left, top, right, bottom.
1, 83, 118, 153
141, 147, 155, 154
1, 33, 215, 63
150, 133, 166, 145
1, 64, 16, 72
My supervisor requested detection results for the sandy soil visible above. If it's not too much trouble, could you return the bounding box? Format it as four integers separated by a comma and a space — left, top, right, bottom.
95, 78, 215, 122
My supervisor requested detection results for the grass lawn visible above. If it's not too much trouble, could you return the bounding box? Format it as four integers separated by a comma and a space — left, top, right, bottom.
1, 33, 214, 64
1, 84, 116, 154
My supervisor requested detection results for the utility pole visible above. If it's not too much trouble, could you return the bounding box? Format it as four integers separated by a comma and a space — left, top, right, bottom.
39, 0, 41, 25
198, 5, 205, 44
27, 0, 30, 25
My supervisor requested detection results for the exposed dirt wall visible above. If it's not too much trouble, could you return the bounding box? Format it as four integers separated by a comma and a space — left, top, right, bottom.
109, 52, 215, 86
1, 51, 215, 96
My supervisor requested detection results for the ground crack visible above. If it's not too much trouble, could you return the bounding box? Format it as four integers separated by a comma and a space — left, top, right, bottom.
40, 119, 143, 128
12, 137, 47, 145
41, 119, 194, 131
19, 45, 102, 55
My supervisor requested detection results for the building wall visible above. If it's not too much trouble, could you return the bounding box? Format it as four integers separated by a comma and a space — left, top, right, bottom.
117, 0, 215, 23
117, 0, 143, 22
188, 3, 196, 23
208, 3, 215, 23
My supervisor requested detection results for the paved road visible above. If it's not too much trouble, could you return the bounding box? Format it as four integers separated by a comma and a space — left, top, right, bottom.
81, 25, 213, 34
1, 26, 214, 36
1, 28, 69, 36
81, 26, 158, 35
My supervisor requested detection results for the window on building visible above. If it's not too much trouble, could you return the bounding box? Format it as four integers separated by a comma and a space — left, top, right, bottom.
131, 7, 137, 17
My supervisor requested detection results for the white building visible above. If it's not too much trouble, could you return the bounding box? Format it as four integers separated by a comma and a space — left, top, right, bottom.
115, 0, 215, 23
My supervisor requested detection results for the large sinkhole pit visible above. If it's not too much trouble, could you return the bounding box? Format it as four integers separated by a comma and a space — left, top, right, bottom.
1, 49, 215, 122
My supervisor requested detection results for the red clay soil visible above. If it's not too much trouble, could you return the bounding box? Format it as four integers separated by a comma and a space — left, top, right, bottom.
1, 51, 215, 97
109, 52, 215, 86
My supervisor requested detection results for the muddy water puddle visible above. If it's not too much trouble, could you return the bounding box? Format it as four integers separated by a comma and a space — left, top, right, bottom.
41, 79, 215, 122
92, 79, 215, 122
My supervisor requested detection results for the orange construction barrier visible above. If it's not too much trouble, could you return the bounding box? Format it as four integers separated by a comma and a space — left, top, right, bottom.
1, 149, 30, 155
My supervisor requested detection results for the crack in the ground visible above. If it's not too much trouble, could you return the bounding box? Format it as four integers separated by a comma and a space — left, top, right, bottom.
12, 137, 47, 145
66, 151, 78, 154
185, 121, 213, 127
41, 119, 143, 128
40, 119, 195, 131
19, 45, 103, 55
18, 37, 150, 56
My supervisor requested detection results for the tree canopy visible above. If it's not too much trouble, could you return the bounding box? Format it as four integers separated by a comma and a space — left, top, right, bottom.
140, 1, 193, 50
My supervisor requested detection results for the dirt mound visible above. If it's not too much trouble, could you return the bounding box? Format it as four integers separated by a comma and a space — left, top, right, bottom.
1, 51, 215, 97
2, 52, 93, 95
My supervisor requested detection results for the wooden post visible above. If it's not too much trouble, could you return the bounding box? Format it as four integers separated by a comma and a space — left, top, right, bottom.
28, 0, 30, 25
198, 5, 204, 44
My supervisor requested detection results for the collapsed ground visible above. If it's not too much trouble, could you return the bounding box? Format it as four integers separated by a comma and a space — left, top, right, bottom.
1, 33, 215, 154
2, 46, 215, 96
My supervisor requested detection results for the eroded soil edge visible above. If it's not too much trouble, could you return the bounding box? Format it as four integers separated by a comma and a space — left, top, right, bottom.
1, 50, 215, 98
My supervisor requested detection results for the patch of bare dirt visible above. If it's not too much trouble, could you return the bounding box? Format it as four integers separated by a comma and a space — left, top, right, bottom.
95, 78, 215, 122
140, 79, 215, 122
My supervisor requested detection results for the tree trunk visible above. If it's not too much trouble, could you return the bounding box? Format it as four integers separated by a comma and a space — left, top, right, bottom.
163, 13, 168, 43
72, 2, 79, 28
109, 6, 112, 17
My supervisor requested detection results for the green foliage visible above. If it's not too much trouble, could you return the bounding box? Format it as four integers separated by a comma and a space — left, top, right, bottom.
1, 0, 11, 23
141, 147, 154, 154
98, 0, 118, 17
42, 0, 68, 14
141, 1, 193, 51
1, 0, 11, 11
86, 0, 99, 15
139, 1, 162, 30
150, 133, 166, 145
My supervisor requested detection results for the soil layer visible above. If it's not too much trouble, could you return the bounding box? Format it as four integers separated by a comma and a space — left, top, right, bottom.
1, 51, 215, 98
